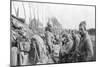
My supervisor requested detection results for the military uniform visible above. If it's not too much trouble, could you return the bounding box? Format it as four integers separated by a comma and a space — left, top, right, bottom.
32, 35, 48, 64
79, 32, 93, 61
45, 31, 54, 54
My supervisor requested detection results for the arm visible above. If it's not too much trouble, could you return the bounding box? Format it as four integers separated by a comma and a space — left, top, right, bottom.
86, 37, 94, 57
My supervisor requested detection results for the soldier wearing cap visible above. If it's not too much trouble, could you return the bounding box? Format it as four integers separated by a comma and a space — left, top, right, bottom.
45, 21, 54, 54
79, 21, 94, 61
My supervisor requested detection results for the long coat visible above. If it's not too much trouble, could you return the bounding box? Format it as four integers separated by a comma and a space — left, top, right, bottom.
79, 32, 94, 61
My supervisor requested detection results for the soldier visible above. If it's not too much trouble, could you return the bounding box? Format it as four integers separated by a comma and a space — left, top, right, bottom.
59, 33, 74, 63
45, 22, 54, 54
11, 34, 19, 66
18, 38, 31, 65
32, 35, 49, 64
65, 34, 74, 54
70, 31, 81, 62
71, 31, 80, 52
78, 21, 94, 61
52, 34, 61, 63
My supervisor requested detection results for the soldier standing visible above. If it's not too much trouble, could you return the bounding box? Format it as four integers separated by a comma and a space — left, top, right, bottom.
78, 21, 94, 61
45, 22, 54, 54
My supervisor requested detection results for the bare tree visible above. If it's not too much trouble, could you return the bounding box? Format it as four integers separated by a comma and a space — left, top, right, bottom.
13, 2, 16, 16
29, 3, 32, 23
22, 2, 26, 23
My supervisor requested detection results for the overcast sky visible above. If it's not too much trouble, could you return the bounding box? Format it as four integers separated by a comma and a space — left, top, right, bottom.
11, 1, 95, 30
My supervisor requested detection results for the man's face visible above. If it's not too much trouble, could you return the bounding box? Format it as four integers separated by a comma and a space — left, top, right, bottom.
79, 25, 85, 35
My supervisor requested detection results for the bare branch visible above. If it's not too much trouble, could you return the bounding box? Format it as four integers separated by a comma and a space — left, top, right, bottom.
22, 2, 26, 22
28, 3, 32, 23
13, 2, 17, 16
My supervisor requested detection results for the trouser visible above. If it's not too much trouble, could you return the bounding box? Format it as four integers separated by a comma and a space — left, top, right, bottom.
19, 51, 29, 65
11, 47, 18, 66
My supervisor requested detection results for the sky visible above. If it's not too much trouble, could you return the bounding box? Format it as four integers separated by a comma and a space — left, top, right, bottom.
11, 1, 95, 30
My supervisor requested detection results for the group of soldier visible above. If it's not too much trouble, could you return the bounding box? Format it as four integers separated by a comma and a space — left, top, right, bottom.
11, 19, 94, 66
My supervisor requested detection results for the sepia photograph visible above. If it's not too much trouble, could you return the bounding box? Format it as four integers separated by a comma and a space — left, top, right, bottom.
10, 0, 96, 66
